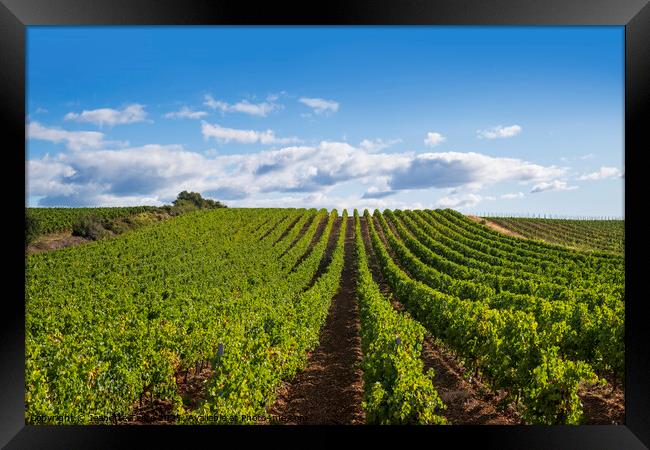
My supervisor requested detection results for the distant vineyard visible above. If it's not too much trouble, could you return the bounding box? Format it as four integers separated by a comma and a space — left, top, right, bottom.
25, 207, 624, 425
26, 206, 159, 236
484, 217, 624, 255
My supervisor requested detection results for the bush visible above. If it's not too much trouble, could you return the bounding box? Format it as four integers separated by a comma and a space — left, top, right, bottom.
102, 219, 129, 235
71, 215, 109, 240
173, 191, 226, 209
26, 211, 41, 246
124, 212, 159, 227
168, 200, 198, 216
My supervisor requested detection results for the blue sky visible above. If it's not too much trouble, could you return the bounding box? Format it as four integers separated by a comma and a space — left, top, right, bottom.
26, 26, 624, 216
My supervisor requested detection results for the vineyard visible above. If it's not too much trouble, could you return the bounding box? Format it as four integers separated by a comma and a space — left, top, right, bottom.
484, 217, 624, 255
25, 208, 624, 425
26, 206, 159, 237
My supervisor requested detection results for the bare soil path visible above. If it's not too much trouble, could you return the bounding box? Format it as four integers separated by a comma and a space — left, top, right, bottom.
579, 381, 625, 424
466, 215, 527, 239
27, 230, 89, 254
268, 217, 365, 424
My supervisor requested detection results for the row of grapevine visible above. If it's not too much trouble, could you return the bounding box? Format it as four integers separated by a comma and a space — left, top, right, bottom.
395, 211, 622, 303
486, 217, 624, 255
379, 211, 623, 379
414, 210, 624, 293
364, 209, 599, 424
182, 210, 348, 423
353, 211, 446, 424
440, 209, 622, 264
26, 208, 342, 423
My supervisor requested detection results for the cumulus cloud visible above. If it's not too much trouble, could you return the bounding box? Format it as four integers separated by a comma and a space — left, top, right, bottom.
27, 121, 126, 151
227, 191, 424, 213
578, 166, 622, 181
362, 189, 394, 199
424, 132, 446, 147
389, 151, 565, 192
359, 138, 402, 152
501, 192, 525, 200
530, 180, 578, 193
26, 140, 568, 208
436, 193, 484, 210
477, 124, 522, 139
164, 106, 208, 119
201, 121, 302, 145
299, 97, 339, 115
26, 141, 407, 206
28, 144, 218, 206
64, 104, 148, 127
203, 94, 278, 117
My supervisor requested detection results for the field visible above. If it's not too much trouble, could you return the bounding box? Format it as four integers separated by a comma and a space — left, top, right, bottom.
26, 206, 159, 237
25, 208, 624, 425
484, 217, 624, 255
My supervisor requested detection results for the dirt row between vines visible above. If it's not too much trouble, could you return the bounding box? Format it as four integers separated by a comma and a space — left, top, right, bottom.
267, 216, 365, 424
363, 215, 519, 425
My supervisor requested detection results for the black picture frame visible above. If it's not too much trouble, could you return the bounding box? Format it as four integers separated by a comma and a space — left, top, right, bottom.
3, 0, 649, 448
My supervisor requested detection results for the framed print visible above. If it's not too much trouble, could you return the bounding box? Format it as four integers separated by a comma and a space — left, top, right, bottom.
2, 0, 649, 448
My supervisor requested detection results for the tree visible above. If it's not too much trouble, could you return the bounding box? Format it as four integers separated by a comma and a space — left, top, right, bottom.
172, 191, 227, 209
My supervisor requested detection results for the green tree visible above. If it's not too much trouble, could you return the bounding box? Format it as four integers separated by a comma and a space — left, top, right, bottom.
173, 191, 227, 209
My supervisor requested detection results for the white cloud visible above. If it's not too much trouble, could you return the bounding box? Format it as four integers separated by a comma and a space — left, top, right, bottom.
501, 192, 525, 200
27, 121, 126, 151
64, 104, 148, 127
390, 151, 565, 191
203, 95, 228, 111
27, 157, 78, 197
203, 94, 278, 117
27, 140, 569, 208
35, 107, 48, 114
201, 121, 302, 145
227, 191, 425, 213
424, 132, 446, 147
266, 91, 287, 102
477, 124, 522, 139
530, 180, 578, 193
578, 166, 622, 181
560, 153, 595, 162
164, 106, 208, 119
436, 193, 484, 210
359, 138, 402, 152
299, 97, 339, 115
